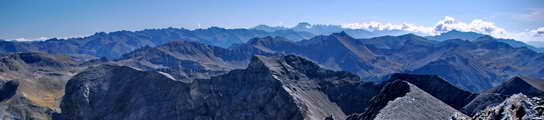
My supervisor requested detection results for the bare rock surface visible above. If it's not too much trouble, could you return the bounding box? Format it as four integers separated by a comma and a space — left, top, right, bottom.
462, 76, 544, 116
346, 80, 467, 120
59, 55, 381, 120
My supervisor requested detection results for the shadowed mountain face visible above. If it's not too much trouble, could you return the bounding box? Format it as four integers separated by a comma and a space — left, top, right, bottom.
346, 80, 467, 120
0, 53, 86, 120
116, 32, 544, 92
59, 55, 382, 120
462, 76, 544, 116
0, 27, 315, 59
230, 33, 544, 92
0, 80, 19, 102
3, 29, 544, 120
386, 74, 477, 110
236, 32, 402, 80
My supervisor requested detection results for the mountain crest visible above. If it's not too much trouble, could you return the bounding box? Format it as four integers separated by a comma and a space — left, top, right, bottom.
387, 73, 477, 110
331, 31, 353, 39
248, 55, 321, 74
484, 76, 544, 96
347, 80, 467, 120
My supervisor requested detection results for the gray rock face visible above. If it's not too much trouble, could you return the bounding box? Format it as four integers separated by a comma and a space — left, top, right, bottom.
387, 73, 477, 110
59, 64, 194, 120
59, 55, 380, 120
484, 76, 544, 96
462, 76, 544, 116
455, 94, 544, 120
0, 52, 84, 120
346, 80, 466, 120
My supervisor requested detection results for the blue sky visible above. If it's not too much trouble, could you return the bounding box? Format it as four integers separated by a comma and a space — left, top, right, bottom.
1, 0, 543, 41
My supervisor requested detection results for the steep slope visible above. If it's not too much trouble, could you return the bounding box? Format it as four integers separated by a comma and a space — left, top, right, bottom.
0, 80, 19, 102
462, 76, 544, 116
387, 73, 477, 110
117, 40, 258, 81
236, 33, 544, 92
485, 76, 544, 96
0, 52, 85, 120
360, 34, 439, 69
243, 32, 401, 80
59, 65, 195, 120
409, 51, 500, 92
346, 80, 467, 120
454, 94, 544, 120
59, 55, 381, 120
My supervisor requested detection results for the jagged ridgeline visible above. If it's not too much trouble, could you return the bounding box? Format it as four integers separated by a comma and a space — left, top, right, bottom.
0, 30, 543, 120
57, 55, 382, 120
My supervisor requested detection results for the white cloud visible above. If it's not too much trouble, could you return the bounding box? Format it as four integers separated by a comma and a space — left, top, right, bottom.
340, 16, 544, 45
342, 16, 508, 37
342, 21, 434, 35
13, 37, 49, 41
433, 16, 506, 36
510, 27, 544, 42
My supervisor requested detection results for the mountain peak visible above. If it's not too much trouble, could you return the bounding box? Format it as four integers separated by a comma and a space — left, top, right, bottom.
248, 55, 321, 74
247, 55, 281, 72
348, 80, 466, 120
295, 22, 312, 29
388, 73, 477, 110
399, 33, 425, 39
427, 30, 486, 41
331, 31, 350, 37
484, 76, 544, 96
442, 29, 481, 35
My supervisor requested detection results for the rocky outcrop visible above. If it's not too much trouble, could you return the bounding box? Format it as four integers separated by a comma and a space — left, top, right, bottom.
59, 64, 194, 120
484, 76, 544, 96
0, 52, 84, 120
346, 80, 467, 120
59, 55, 381, 120
462, 76, 544, 116
387, 73, 477, 110
454, 94, 544, 120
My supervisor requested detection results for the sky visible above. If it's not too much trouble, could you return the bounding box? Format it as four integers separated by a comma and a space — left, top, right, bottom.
1, 0, 543, 42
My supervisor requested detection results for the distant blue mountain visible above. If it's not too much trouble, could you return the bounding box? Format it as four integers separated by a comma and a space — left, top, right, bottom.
253, 22, 409, 39
426, 30, 544, 53
426, 30, 485, 41
0, 27, 314, 59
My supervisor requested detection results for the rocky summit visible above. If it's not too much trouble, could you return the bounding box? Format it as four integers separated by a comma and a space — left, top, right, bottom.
454, 94, 544, 120
346, 80, 467, 120
58, 55, 382, 120
462, 76, 544, 116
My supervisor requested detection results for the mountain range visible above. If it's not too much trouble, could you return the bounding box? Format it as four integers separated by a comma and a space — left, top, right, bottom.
0, 25, 543, 120
57, 55, 544, 120
1, 23, 542, 60
0, 27, 314, 59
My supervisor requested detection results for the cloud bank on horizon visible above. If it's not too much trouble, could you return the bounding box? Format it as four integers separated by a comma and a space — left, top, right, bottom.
6, 16, 543, 46
341, 16, 542, 42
